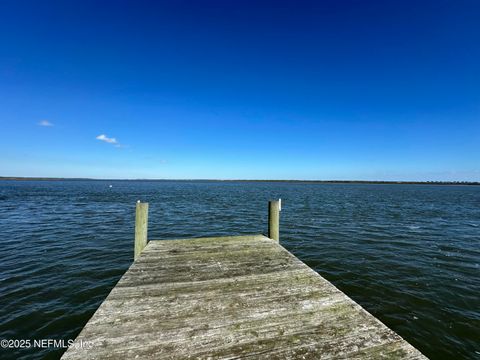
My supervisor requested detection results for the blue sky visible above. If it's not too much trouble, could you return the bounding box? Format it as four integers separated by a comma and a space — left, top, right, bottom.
0, 0, 479, 180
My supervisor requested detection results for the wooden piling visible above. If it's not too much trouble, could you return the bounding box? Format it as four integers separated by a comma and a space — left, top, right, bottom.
134, 201, 149, 260
268, 199, 280, 241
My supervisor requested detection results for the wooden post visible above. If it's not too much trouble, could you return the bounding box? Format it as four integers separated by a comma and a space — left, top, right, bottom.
268, 199, 281, 241
135, 201, 149, 260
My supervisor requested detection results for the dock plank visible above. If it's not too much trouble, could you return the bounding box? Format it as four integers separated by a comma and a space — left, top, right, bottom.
62, 235, 427, 359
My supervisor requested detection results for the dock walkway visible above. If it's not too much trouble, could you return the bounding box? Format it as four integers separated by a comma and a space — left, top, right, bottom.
62, 202, 426, 359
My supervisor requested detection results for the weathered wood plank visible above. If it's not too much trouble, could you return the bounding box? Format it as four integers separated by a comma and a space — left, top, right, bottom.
62, 235, 427, 359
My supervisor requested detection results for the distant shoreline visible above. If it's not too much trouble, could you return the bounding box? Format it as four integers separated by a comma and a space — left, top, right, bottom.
1, 177, 479, 185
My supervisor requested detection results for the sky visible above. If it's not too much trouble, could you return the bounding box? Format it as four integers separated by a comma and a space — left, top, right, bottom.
0, 0, 479, 181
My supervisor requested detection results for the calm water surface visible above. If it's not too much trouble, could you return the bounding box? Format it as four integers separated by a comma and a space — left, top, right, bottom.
0, 181, 479, 359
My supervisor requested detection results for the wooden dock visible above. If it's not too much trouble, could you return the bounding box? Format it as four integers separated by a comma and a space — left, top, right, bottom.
62, 201, 427, 359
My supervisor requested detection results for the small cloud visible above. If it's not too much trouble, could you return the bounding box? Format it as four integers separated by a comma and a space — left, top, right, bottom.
114, 144, 129, 149
39, 120, 54, 127
96, 134, 118, 144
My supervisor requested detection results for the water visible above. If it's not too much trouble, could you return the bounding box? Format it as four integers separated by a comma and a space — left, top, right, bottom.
0, 180, 479, 359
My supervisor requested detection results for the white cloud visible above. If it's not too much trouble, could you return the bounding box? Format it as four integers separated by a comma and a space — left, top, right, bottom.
39, 120, 54, 127
96, 134, 118, 144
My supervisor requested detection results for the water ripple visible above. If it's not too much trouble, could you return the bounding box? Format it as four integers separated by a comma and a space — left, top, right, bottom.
0, 181, 479, 359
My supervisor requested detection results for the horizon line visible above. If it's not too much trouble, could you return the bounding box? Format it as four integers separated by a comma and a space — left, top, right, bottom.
0, 176, 479, 185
